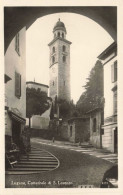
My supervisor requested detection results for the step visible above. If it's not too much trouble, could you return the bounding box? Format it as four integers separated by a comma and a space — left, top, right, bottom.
14, 164, 57, 168
18, 161, 58, 165
25, 154, 52, 157
29, 152, 49, 154
21, 156, 54, 159
8, 167, 54, 171
19, 158, 57, 162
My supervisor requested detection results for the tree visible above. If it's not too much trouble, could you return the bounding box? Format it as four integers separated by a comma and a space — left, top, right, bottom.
26, 87, 49, 127
77, 60, 104, 115
57, 98, 76, 119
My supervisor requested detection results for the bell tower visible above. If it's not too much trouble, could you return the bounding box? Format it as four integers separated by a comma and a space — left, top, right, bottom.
48, 19, 72, 108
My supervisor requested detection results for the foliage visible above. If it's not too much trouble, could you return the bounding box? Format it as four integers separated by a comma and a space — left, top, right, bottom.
58, 98, 76, 119
26, 87, 49, 118
76, 60, 104, 115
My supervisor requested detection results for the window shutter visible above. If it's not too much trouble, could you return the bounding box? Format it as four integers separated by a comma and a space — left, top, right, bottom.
15, 36, 17, 51
113, 91, 117, 114
111, 64, 114, 82
15, 33, 20, 55
114, 61, 117, 82
111, 61, 117, 83
15, 72, 21, 97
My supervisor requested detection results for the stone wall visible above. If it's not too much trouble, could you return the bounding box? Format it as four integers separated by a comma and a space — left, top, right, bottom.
68, 118, 90, 143
89, 111, 102, 148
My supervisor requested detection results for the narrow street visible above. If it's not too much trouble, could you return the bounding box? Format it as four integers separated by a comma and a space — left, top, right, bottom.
5, 138, 116, 188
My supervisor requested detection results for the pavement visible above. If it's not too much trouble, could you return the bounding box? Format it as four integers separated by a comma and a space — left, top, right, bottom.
31, 138, 118, 164
5, 138, 117, 188
6, 138, 117, 175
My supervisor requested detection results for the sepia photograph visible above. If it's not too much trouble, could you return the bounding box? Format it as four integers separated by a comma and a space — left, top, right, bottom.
4, 6, 118, 189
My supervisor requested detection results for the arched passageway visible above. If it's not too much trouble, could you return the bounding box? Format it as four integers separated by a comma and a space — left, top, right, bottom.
4, 6, 117, 53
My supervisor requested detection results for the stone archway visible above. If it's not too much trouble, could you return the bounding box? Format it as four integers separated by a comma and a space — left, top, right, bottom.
4, 6, 117, 53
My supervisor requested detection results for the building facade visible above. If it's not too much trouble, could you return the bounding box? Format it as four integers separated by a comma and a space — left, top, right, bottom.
98, 42, 117, 153
48, 19, 71, 105
26, 81, 49, 95
5, 27, 26, 149
67, 117, 90, 143
87, 108, 103, 148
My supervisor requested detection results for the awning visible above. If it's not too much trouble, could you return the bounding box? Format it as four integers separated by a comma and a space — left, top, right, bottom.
8, 111, 26, 124
5, 74, 12, 83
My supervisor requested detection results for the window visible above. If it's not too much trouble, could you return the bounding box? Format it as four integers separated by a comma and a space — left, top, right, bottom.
15, 72, 21, 98
113, 91, 117, 114
101, 128, 104, 135
15, 33, 20, 55
58, 32, 60, 37
62, 33, 64, 38
111, 61, 117, 83
70, 126, 72, 137
52, 56, 55, 64
63, 45, 66, 52
93, 118, 96, 132
63, 55, 66, 62
52, 47, 55, 53
53, 81, 54, 86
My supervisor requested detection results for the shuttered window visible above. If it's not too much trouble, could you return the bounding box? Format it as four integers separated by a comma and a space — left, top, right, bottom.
113, 91, 117, 114
111, 61, 117, 83
63, 45, 66, 52
63, 55, 66, 62
52, 47, 55, 54
93, 118, 96, 132
15, 72, 21, 98
52, 56, 55, 64
15, 33, 20, 55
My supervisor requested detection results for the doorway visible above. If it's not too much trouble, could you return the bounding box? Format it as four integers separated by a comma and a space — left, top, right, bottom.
114, 127, 118, 153
12, 119, 21, 147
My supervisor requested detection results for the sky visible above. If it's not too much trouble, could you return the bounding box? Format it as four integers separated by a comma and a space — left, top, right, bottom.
26, 13, 113, 103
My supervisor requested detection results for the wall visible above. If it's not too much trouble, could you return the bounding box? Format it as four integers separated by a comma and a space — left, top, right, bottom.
68, 122, 75, 142
5, 27, 26, 136
68, 118, 90, 143
103, 55, 117, 118
59, 121, 69, 140
49, 41, 58, 100
26, 82, 48, 95
31, 115, 50, 130
58, 39, 71, 101
90, 111, 102, 148
75, 118, 90, 143
102, 54, 117, 152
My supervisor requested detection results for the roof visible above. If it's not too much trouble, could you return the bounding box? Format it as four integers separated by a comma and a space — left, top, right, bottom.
53, 18, 66, 33
97, 42, 117, 60
26, 81, 49, 88
48, 37, 72, 46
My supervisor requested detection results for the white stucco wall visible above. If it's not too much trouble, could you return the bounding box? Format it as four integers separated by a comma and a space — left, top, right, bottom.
31, 115, 50, 129
26, 83, 48, 95
103, 55, 117, 118
5, 27, 26, 118
5, 27, 26, 135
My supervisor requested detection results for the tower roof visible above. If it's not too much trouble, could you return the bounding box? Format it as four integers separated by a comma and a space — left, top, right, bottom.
53, 18, 66, 33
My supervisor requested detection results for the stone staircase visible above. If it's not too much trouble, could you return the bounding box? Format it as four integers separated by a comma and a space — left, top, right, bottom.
6, 147, 59, 174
